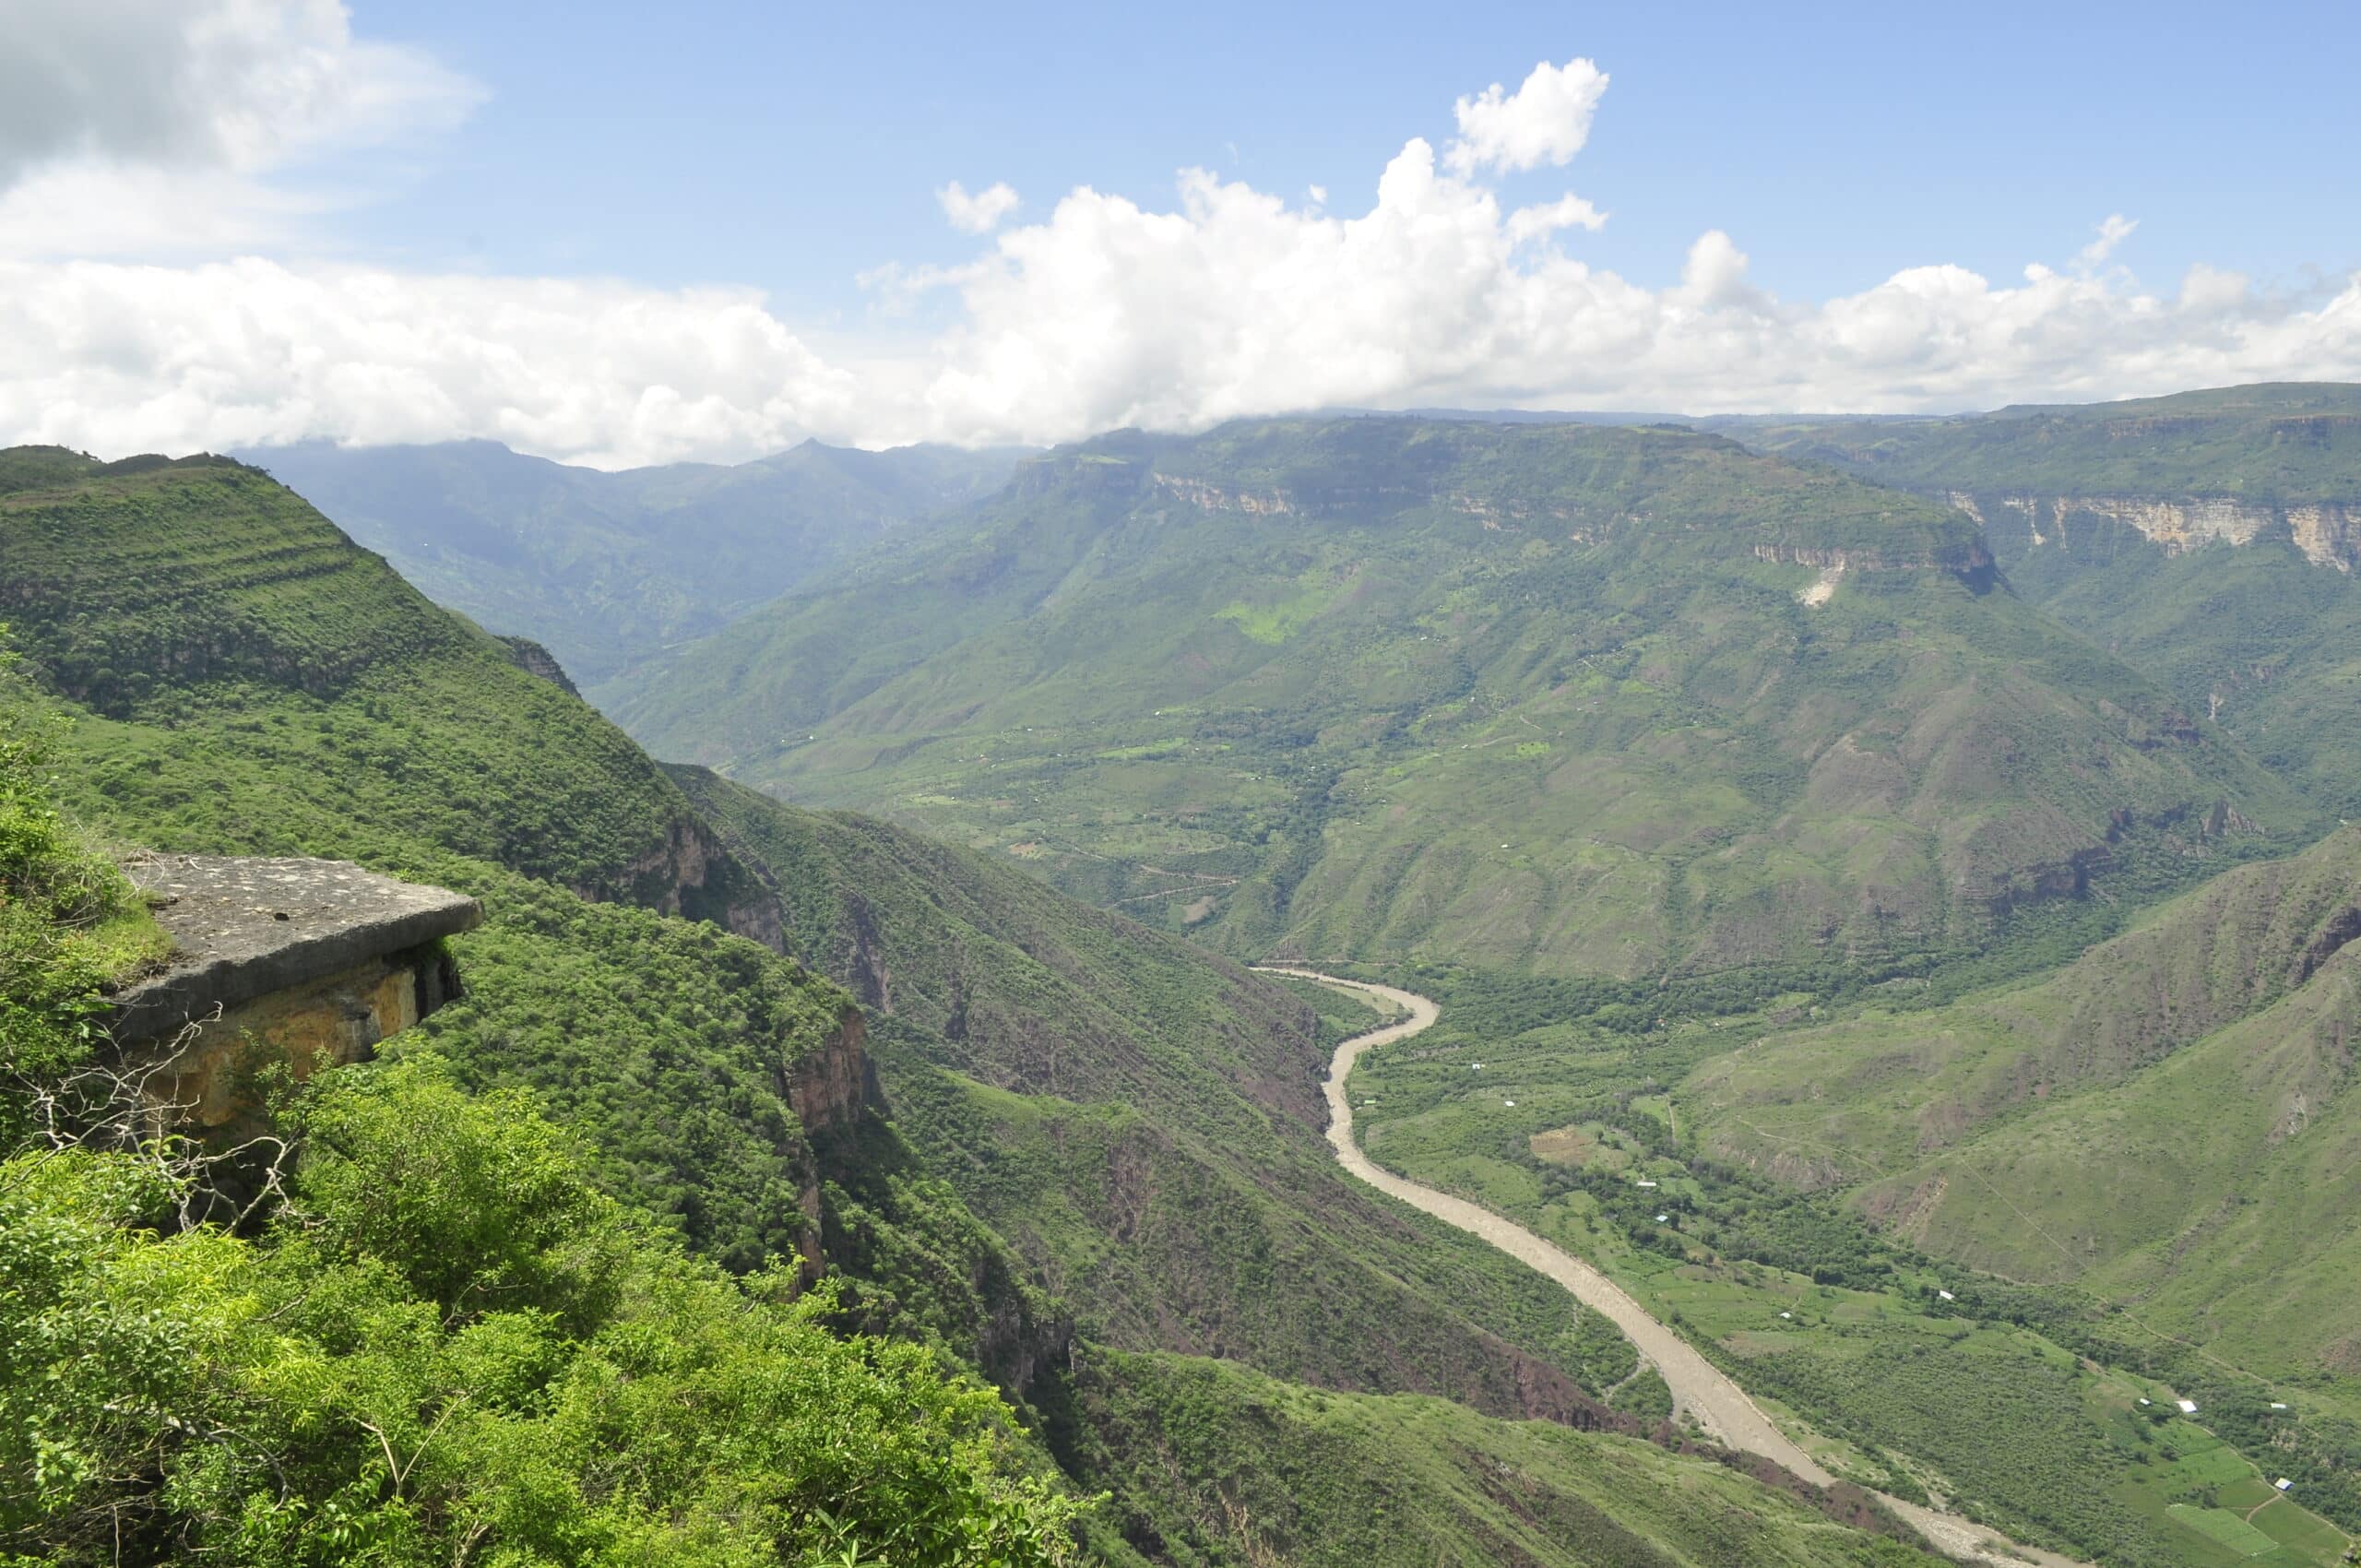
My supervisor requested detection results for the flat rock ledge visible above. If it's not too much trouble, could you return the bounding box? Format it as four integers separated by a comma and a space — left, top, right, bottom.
108, 855, 483, 1044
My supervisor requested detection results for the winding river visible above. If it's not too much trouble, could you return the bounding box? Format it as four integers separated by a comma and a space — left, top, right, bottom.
1259, 967, 2085, 1568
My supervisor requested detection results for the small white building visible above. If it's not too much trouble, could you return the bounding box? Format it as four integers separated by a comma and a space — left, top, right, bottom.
2276, 1479, 2295, 1492
1779, 1312, 1793, 1320
1636, 1179, 1658, 1189
2177, 1399, 2199, 1415
1502, 1099, 1515, 1108
1936, 1289, 1955, 1301
1655, 1214, 1669, 1223
2271, 1402, 2289, 1410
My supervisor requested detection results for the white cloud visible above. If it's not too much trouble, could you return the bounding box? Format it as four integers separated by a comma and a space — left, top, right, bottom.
0, 0, 481, 257
937, 180, 1022, 234
5, 37, 2361, 467
1446, 57, 1609, 177
0, 259, 866, 469
1506, 193, 1608, 246
2074, 213, 2138, 272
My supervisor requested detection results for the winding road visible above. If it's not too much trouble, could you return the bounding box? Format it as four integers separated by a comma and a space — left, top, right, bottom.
1259, 967, 2086, 1568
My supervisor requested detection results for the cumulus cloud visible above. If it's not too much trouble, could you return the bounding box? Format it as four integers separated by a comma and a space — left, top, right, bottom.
5, 28, 2361, 467
1505, 193, 1608, 246
1445, 57, 1609, 177
894, 148, 2361, 445
0, 0, 481, 257
0, 259, 868, 469
937, 180, 1021, 234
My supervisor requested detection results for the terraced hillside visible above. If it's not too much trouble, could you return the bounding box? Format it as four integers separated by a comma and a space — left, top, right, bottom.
1738, 384, 2361, 815
607, 416, 2309, 979
241, 435, 1022, 683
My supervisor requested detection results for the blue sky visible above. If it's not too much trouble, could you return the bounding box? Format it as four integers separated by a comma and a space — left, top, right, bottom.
5, 0, 2360, 465
342, 0, 2361, 315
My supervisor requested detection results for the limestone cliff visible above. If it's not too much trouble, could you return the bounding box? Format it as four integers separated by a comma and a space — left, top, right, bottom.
1946, 490, 2361, 571
1750, 538, 1996, 575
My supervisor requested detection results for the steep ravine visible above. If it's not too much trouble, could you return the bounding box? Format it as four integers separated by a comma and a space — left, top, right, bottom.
1261, 967, 2089, 1568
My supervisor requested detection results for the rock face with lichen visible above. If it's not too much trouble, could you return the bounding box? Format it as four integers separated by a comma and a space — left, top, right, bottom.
107, 855, 481, 1127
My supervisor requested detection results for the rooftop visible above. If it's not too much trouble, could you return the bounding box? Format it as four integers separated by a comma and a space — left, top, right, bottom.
107, 855, 482, 1043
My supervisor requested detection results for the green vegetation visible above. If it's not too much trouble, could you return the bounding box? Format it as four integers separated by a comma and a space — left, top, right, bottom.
1736, 383, 2361, 818
1339, 967, 2358, 1566
242, 436, 1021, 684
673, 766, 1647, 1418
0, 632, 1079, 1564
1062, 1350, 1948, 1568
0, 657, 167, 1123
1687, 823, 2361, 1379
2, 448, 1988, 1567
607, 416, 2308, 980
1734, 383, 2361, 505
3, 1059, 1084, 1567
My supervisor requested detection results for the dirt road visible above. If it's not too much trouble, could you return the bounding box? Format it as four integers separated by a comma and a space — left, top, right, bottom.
1260, 967, 2086, 1568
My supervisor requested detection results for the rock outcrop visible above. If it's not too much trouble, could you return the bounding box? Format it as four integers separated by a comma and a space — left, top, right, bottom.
1948, 491, 2361, 572
498, 635, 582, 696
592, 814, 784, 953
107, 856, 482, 1128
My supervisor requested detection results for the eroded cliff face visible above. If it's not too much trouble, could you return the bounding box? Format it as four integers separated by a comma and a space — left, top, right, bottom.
785, 1003, 872, 1136
590, 814, 785, 952
781, 1004, 873, 1278
497, 635, 583, 697
1750, 539, 1996, 574
1947, 491, 2361, 571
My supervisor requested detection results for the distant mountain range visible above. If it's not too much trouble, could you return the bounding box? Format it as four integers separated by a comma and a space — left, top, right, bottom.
234, 436, 1028, 684
601, 414, 2310, 979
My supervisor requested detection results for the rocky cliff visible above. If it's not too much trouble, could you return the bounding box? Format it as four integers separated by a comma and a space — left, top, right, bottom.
1945, 490, 2361, 571
498, 635, 583, 696
594, 814, 786, 953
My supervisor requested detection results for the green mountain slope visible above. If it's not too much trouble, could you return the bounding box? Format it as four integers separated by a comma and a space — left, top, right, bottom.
1733, 384, 2361, 507
674, 765, 1661, 1420
1067, 1350, 1943, 1568
1, 445, 1964, 1566
1735, 384, 2361, 816
608, 417, 2308, 979
1686, 823, 2361, 1378
238, 435, 1021, 683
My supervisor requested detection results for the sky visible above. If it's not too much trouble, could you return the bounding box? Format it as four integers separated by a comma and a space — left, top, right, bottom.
4, 0, 2360, 468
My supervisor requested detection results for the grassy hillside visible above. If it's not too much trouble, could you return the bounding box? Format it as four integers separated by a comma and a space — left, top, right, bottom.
606, 417, 2309, 980
675, 766, 1661, 1420
1735, 384, 2361, 505
1687, 825, 2361, 1192
1333, 966, 2359, 1567
240, 436, 1020, 683
1681, 823, 2361, 1379
1064, 1350, 1946, 1568
1736, 384, 2361, 816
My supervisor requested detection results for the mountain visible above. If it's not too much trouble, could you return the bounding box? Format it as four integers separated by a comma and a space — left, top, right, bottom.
605, 415, 2311, 980
234, 435, 1025, 684
672, 765, 1669, 1418
1, 445, 1956, 1567
1734, 384, 2361, 816
1687, 820, 2361, 1381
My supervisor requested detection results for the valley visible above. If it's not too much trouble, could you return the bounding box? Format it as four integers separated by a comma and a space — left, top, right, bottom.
1303, 968, 2355, 1568
12, 387, 2361, 1568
